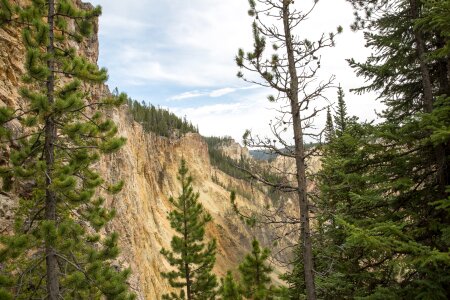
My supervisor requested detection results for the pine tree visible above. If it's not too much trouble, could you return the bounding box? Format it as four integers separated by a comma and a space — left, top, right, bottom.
219, 271, 242, 300
315, 0, 450, 297
316, 121, 378, 299
161, 159, 218, 300
0, 1, 134, 299
284, 95, 375, 298
126, 98, 198, 137
238, 240, 273, 300
324, 107, 335, 143
334, 86, 347, 137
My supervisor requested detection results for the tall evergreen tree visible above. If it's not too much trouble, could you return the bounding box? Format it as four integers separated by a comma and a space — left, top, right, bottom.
324, 108, 335, 143
238, 240, 273, 300
310, 0, 450, 297
0, 1, 134, 299
334, 86, 348, 137
316, 121, 379, 299
284, 94, 375, 298
161, 159, 218, 300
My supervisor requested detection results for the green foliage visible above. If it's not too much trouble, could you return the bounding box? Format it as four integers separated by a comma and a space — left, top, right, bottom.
334, 86, 348, 137
415, 0, 450, 59
127, 98, 198, 138
316, 94, 449, 298
219, 271, 242, 300
324, 107, 335, 143
422, 96, 450, 146
315, 119, 399, 299
304, 0, 450, 297
280, 246, 307, 300
230, 191, 257, 227
219, 239, 288, 300
238, 240, 273, 300
0, 0, 13, 24
0, 0, 134, 298
160, 160, 218, 299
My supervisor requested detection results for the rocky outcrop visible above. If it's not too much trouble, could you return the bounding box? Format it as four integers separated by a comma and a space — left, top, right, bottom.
218, 140, 251, 161
0, 22, 24, 108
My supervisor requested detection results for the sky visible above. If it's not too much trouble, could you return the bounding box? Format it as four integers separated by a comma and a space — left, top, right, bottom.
89, 0, 380, 143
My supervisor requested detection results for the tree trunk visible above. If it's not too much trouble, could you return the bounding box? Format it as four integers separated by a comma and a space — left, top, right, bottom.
410, 0, 433, 113
282, 1, 316, 299
185, 260, 191, 300
44, 0, 59, 299
183, 181, 192, 300
409, 0, 449, 194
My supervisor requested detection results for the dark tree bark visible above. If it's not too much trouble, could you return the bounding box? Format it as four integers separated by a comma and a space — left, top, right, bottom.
183, 197, 192, 300
282, 2, 316, 299
236, 1, 339, 298
44, 0, 59, 298
409, 0, 449, 194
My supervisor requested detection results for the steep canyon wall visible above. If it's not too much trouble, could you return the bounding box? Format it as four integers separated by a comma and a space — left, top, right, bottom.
0, 2, 288, 298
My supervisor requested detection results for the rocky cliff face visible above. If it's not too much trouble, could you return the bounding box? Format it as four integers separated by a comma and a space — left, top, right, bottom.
0, 3, 290, 299
218, 140, 251, 161
99, 120, 278, 299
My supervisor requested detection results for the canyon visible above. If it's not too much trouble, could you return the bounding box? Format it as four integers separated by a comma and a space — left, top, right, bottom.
0, 2, 296, 298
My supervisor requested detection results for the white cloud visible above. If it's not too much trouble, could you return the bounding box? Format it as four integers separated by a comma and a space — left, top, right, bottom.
240, 85, 261, 90
171, 90, 279, 142
93, 0, 374, 89
169, 91, 205, 101
91, 0, 255, 87
98, 15, 151, 36
90, 0, 380, 141
209, 88, 237, 98
168, 85, 263, 102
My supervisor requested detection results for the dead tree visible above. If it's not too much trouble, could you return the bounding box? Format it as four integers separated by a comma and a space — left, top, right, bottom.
236, 0, 341, 298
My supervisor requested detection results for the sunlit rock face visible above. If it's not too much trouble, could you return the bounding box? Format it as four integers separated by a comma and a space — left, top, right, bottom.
0, 2, 289, 298
97, 123, 278, 298
218, 139, 251, 161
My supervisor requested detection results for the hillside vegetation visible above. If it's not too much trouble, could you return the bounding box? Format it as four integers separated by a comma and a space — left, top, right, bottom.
126, 98, 198, 138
